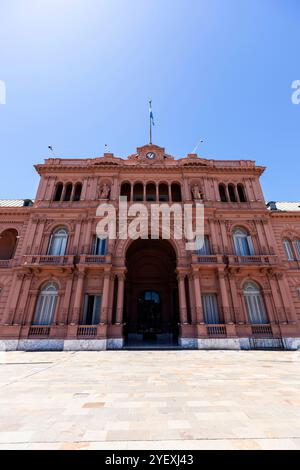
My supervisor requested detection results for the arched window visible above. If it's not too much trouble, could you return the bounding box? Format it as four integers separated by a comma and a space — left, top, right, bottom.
243, 282, 268, 324
63, 183, 73, 201
32, 282, 58, 325
73, 183, 82, 201
293, 239, 300, 260
0, 229, 18, 260
47, 228, 68, 256
233, 228, 255, 256
283, 239, 294, 260
53, 182, 63, 202
159, 183, 169, 202
237, 184, 247, 202
120, 182, 131, 201
219, 184, 227, 202
171, 183, 182, 202
228, 184, 237, 202
146, 183, 156, 202
133, 183, 144, 202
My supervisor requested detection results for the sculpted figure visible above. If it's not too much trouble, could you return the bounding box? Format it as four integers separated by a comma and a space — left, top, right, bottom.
99, 183, 111, 199
192, 184, 202, 200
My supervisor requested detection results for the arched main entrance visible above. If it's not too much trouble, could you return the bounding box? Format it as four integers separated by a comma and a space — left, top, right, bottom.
124, 239, 179, 346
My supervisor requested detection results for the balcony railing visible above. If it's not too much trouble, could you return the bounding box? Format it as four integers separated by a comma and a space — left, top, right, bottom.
0, 260, 11, 268
251, 324, 273, 336
206, 325, 227, 337
23, 255, 75, 266
227, 255, 278, 266
28, 326, 51, 337
77, 326, 97, 337
79, 255, 106, 264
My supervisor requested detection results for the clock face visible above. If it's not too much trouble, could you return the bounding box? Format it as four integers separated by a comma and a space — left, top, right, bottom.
146, 151, 156, 160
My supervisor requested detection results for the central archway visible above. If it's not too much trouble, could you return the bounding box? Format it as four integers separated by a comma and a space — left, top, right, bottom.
124, 239, 179, 346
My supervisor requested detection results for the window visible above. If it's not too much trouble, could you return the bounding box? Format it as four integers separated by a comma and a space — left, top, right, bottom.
159, 183, 169, 202
202, 294, 220, 324
82, 295, 101, 325
63, 183, 73, 201
73, 183, 82, 201
283, 239, 294, 261
243, 282, 268, 324
133, 183, 144, 202
47, 228, 68, 256
53, 182, 63, 201
233, 228, 254, 256
92, 236, 107, 256
33, 282, 58, 325
237, 184, 247, 202
120, 182, 131, 201
293, 239, 300, 260
219, 184, 227, 202
0, 229, 18, 260
228, 184, 237, 202
171, 183, 182, 202
146, 183, 156, 202
195, 235, 211, 255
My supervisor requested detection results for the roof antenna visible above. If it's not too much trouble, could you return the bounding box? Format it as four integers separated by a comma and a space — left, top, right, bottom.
48, 145, 56, 156
192, 139, 204, 154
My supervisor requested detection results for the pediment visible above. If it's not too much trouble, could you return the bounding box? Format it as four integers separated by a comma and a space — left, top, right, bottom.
128, 144, 173, 164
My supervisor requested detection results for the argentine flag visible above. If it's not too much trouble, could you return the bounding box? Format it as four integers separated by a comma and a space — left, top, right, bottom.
149, 100, 155, 126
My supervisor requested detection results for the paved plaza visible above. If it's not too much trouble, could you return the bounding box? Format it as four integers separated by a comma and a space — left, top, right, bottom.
0, 350, 300, 450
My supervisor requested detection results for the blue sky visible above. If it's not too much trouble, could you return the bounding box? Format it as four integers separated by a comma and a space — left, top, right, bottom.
0, 0, 299, 201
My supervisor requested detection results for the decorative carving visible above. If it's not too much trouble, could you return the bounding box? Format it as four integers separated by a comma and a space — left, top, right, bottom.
99, 183, 111, 200
191, 184, 203, 201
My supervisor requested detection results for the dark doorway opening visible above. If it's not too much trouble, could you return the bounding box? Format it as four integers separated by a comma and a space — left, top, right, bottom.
124, 239, 179, 347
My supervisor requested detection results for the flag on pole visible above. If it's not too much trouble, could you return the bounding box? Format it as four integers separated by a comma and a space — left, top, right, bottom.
149, 100, 155, 126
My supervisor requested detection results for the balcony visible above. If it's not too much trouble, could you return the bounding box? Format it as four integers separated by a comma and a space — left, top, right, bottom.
77, 326, 98, 337
227, 255, 278, 266
22, 255, 75, 266
0, 259, 13, 268
191, 254, 223, 265
251, 324, 273, 337
79, 255, 107, 264
206, 324, 227, 337
28, 326, 50, 337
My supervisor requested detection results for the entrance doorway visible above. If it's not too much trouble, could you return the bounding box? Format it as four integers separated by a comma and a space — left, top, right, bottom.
124, 239, 179, 347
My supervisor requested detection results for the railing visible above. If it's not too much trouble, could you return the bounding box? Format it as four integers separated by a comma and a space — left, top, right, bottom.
79, 255, 106, 264
251, 324, 273, 336
0, 260, 11, 268
227, 255, 278, 266
206, 325, 227, 337
77, 326, 97, 337
197, 255, 218, 264
23, 255, 74, 266
28, 326, 51, 337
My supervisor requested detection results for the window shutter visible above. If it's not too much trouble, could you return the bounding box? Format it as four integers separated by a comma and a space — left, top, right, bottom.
247, 236, 255, 255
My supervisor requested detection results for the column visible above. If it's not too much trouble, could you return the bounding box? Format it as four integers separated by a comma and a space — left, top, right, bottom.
115, 272, 126, 324
58, 277, 73, 324
155, 184, 159, 202
83, 218, 92, 253
70, 271, 85, 324
72, 220, 82, 254
228, 273, 243, 323
177, 272, 188, 324
268, 274, 286, 323
255, 221, 267, 254
13, 273, 32, 325
209, 218, 218, 254
188, 274, 196, 323
219, 220, 229, 254
277, 274, 298, 324
168, 184, 172, 202
33, 218, 47, 254
100, 270, 111, 324
192, 271, 204, 323
218, 271, 233, 323
2, 273, 24, 325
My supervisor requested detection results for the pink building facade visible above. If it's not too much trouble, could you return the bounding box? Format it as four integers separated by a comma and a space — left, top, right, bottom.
0, 144, 300, 350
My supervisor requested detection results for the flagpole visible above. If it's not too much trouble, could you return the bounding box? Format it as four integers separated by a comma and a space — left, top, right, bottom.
149, 100, 152, 144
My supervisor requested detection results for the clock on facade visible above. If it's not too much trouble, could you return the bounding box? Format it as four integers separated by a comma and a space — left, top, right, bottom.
146, 151, 156, 160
